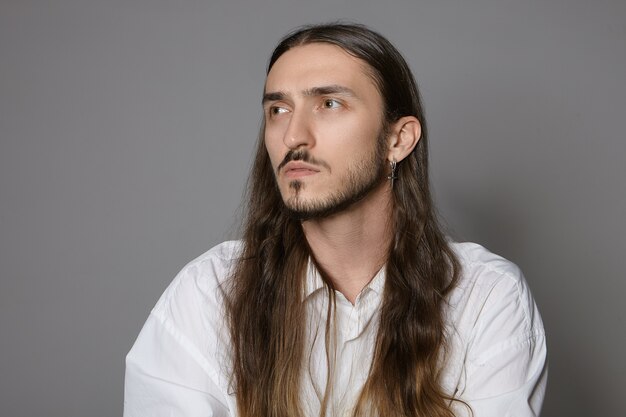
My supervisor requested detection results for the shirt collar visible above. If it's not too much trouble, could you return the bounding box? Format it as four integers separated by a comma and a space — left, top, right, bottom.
303, 257, 386, 300
304, 258, 326, 299
366, 266, 386, 295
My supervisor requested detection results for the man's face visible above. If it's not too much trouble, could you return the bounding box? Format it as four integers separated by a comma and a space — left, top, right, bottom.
263, 43, 388, 219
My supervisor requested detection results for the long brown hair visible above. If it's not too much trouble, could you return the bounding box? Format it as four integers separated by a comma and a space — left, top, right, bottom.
225, 23, 461, 417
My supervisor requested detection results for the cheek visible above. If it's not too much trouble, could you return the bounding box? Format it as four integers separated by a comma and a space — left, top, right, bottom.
320, 119, 377, 152
264, 131, 284, 168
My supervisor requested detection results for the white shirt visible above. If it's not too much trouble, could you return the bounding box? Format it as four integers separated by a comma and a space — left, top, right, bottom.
124, 240, 547, 417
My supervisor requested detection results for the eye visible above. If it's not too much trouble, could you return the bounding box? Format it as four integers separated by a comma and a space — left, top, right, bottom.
322, 98, 341, 109
269, 106, 289, 117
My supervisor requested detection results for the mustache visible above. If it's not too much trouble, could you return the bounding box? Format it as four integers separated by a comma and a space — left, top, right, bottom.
276, 149, 331, 173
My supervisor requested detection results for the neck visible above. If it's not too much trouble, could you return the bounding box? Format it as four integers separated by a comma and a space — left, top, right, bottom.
301, 183, 394, 303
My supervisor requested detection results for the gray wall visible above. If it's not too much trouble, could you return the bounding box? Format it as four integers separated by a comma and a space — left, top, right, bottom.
1, 1, 624, 416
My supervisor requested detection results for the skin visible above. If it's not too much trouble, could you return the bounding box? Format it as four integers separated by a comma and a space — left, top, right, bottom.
263, 43, 421, 303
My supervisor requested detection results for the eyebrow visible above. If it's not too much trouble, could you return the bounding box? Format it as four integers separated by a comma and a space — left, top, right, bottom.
262, 84, 358, 105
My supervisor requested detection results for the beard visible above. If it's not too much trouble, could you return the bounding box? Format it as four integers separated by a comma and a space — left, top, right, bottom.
278, 130, 388, 221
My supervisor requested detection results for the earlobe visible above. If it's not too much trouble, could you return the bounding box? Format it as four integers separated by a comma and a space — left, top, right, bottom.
387, 116, 421, 163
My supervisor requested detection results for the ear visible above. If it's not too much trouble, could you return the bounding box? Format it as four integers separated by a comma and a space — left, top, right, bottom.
386, 116, 421, 163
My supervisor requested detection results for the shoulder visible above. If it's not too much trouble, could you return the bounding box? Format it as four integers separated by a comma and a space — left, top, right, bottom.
446, 241, 544, 350
151, 240, 242, 325
449, 241, 533, 310
125, 241, 242, 412
146, 240, 242, 367
451, 241, 524, 288
178, 239, 243, 281
443, 242, 547, 409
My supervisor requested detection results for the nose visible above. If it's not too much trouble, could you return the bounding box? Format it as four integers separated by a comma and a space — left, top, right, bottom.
283, 109, 314, 149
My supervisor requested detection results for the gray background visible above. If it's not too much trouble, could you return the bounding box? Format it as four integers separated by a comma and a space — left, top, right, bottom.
1, 0, 624, 416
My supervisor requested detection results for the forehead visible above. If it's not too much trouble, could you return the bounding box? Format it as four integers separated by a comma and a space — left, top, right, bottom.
264, 43, 380, 99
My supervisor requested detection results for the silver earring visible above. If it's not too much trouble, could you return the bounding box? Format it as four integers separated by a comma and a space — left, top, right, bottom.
387, 158, 398, 188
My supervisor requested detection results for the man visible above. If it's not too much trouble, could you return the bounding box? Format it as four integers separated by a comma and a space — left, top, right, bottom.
124, 23, 547, 417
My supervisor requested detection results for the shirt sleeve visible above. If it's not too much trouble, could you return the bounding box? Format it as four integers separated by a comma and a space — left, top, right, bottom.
455, 267, 548, 417
123, 257, 233, 417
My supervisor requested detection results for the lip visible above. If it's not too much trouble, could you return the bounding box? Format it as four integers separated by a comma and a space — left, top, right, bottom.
282, 161, 321, 179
